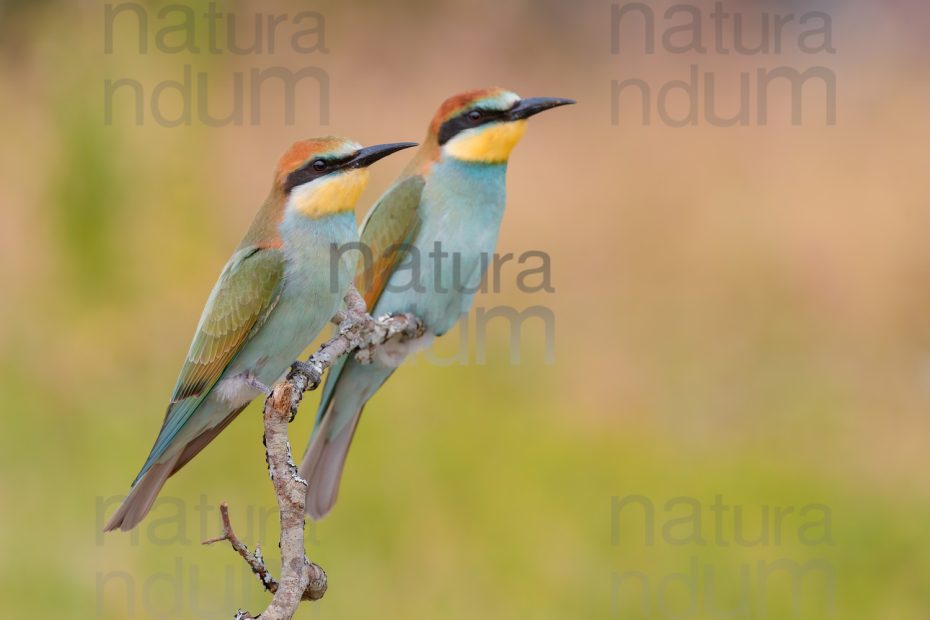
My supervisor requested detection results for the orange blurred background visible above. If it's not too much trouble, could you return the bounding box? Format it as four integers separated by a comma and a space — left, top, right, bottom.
1, 0, 928, 618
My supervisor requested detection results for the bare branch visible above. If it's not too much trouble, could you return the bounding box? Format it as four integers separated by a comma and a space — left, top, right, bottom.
258, 383, 327, 618
202, 503, 278, 594
205, 286, 425, 619
285, 285, 425, 417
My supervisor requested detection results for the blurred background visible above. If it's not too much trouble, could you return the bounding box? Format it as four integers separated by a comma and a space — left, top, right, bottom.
1, 0, 928, 617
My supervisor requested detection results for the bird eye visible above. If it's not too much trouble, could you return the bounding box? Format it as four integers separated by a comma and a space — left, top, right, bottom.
311, 159, 326, 172
467, 110, 482, 122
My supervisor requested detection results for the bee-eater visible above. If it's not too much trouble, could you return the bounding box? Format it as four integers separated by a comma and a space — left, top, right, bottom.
299, 89, 574, 518
105, 137, 416, 532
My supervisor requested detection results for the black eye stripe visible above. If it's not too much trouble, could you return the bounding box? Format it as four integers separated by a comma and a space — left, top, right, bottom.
283, 154, 354, 192
283, 167, 322, 192
437, 107, 511, 145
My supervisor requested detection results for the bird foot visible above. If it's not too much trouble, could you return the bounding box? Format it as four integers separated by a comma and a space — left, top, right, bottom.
245, 376, 272, 396
289, 361, 323, 391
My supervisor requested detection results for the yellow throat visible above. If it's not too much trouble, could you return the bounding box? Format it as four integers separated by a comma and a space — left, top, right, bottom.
290, 168, 370, 218
445, 120, 528, 163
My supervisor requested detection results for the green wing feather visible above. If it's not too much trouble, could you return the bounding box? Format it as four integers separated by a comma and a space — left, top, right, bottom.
135, 246, 285, 482
314, 175, 425, 426
355, 175, 426, 310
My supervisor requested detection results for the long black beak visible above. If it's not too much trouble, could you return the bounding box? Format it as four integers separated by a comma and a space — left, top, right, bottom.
509, 97, 576, 120
349, 142, 418, 168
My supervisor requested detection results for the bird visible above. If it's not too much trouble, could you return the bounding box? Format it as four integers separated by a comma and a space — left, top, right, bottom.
105, 137, 416, 532
299, 88, 574, 519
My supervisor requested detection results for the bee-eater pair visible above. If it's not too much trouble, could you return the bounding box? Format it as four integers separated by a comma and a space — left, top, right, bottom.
105, 88, 573, 532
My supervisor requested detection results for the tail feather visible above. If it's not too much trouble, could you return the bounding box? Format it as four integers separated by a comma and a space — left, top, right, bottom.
104, 407, 247, 533
300, 407, 362, 519
173, 405, 247, 473
103, 453, 180, 532
301, 357, 394, 519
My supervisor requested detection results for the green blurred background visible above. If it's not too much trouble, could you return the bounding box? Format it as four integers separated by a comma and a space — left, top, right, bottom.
1, 0, 928, 617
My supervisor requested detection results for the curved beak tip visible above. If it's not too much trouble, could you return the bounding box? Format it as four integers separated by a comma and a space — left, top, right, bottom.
511, 97, 577, 120
353, 141, 418, 167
